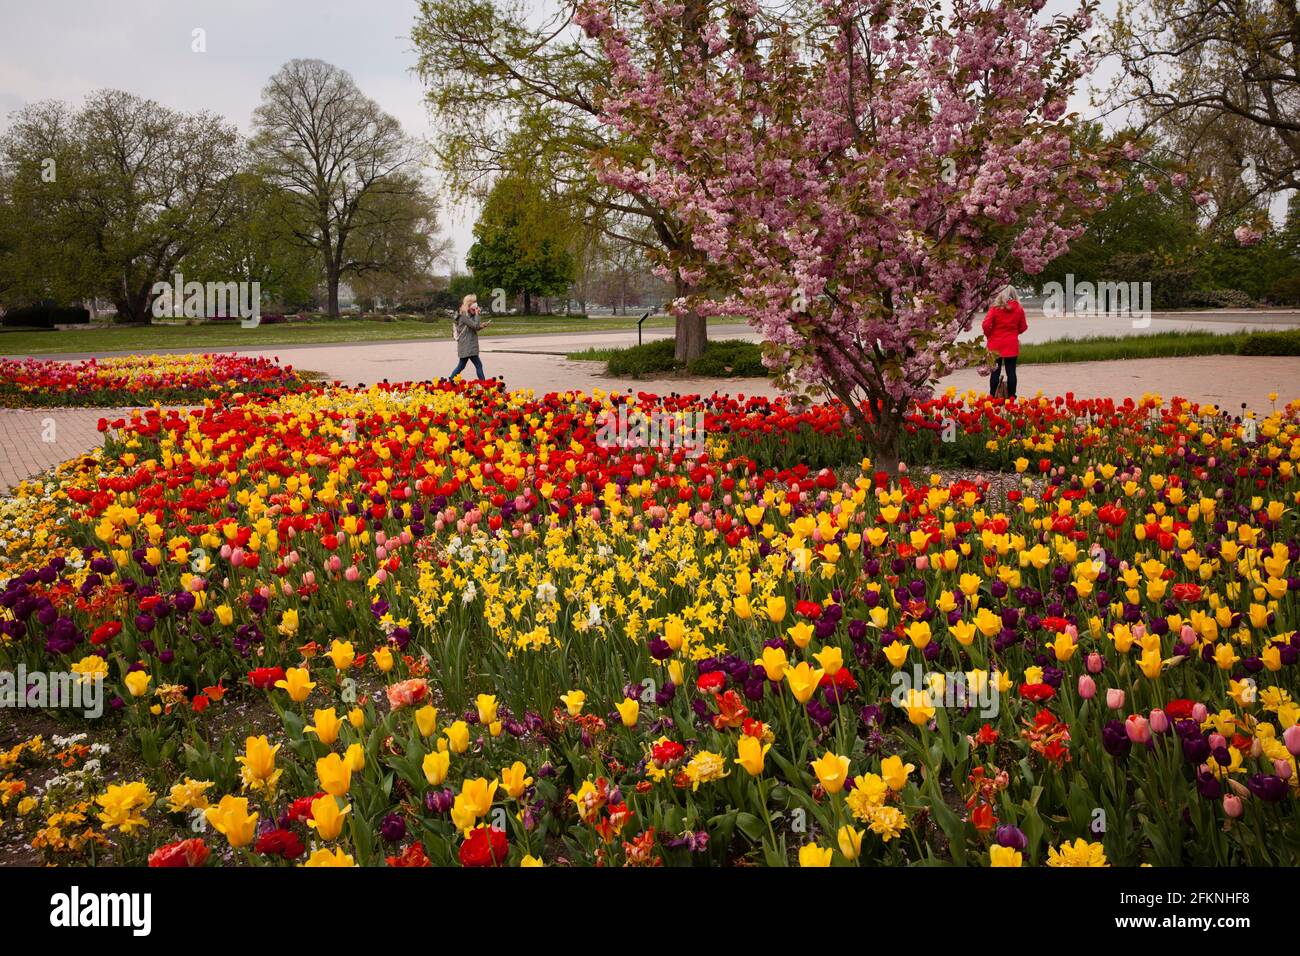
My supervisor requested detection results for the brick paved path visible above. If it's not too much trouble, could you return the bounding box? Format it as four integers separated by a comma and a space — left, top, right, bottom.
0, 406, 140, 493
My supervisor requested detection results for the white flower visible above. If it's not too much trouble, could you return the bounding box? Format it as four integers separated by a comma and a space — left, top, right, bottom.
536, 581, 558, 604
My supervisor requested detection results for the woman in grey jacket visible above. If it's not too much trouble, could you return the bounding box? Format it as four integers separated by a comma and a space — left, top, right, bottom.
449, 294, 489, 380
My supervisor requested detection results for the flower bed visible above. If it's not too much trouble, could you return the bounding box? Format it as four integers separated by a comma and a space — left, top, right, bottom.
0, 353, 303, 408
1, 377, 1298, 867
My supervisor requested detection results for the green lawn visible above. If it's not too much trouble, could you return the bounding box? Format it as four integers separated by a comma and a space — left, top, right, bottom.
0, 314, 684, 356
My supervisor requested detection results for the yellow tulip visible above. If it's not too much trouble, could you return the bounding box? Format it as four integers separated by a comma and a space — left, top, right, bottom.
423, 750, 450, 786
307, 795, 351, 841
560, 690, 586, 717
475, 694, 498, 725
735, 735, 771, 776
837, 825, 864, 861
990, 845, 1022, 867
415, 704, 439, 737
237, 735, 282, 791
124, 670, 150, 698
615, 698, 640, 727
787, 621, 814, 649
880, 755, 914, 792
274, 667, 315, 702
204, 795, 258, 848
785, 662, 824, 704
305, 708, 342, 746
302, 847, 355, 867
500, 761, 534, 799
344, 742, 365, 773
459, 777, 499, 818
445, 720, 471, 753
327, 639, 355, 671
810, 751, 851, 794
813, 646, 843, 676
799, 843, 834, 867
883, 640, 910, 669
316, 752, 352, 797
755, 646, 788, 681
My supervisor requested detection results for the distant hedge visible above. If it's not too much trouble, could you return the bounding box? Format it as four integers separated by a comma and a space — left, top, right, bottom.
1237, 329, 1300, 356
606, 338, 768, 378
1, 304, 91, 328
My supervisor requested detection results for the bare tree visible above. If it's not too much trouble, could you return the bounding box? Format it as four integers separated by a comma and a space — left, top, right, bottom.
1106, 0, 1300, 217
251, 59, 426, 319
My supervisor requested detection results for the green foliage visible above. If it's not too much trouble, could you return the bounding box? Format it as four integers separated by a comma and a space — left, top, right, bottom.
1, 91, 244, 322
600, 338, 767, 378
1237, 330, 1300, 356
466, 161, 576, 309
1034, 128, 1200, 291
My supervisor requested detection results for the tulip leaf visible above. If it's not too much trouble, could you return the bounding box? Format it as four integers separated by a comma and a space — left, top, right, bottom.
924, 778, 967, 864
735, 811, 765, 843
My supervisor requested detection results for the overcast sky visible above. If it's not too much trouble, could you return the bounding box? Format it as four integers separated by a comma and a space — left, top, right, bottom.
0, 0, 1126, 272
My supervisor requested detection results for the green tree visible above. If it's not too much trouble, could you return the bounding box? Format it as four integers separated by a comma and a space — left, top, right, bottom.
1033, 128, 1200, 291
466, 167, 575, 314
179, 171, 322, 311
1, 91, 243, 322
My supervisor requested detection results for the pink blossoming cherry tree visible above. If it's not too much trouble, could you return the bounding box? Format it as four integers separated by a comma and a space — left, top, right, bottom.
577, 0, 1129, 472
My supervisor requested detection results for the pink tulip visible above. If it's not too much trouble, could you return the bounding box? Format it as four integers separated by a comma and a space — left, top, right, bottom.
327, 555, 342, 573
1148, 709, 1169, 734
1284, 725, 1300, 757
1192, 703, 1208, 722
1274, 759, 1292, 781
1223, 795, 1243, 818
1125, 715, 1151, 745
1077, 675, 1096, 700
302, 571, 316, 587
344, 566, 360, 582
1106, 689, 1125, 709
1085, 652, 1103, 674
1180, 624, 1195, 647
1209, 733, 1226, 752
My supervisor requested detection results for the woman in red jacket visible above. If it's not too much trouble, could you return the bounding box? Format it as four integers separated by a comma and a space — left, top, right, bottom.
982, 286, 1027, 399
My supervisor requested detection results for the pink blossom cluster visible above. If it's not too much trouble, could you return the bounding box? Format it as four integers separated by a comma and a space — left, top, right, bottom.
576, 0, 1127, 428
